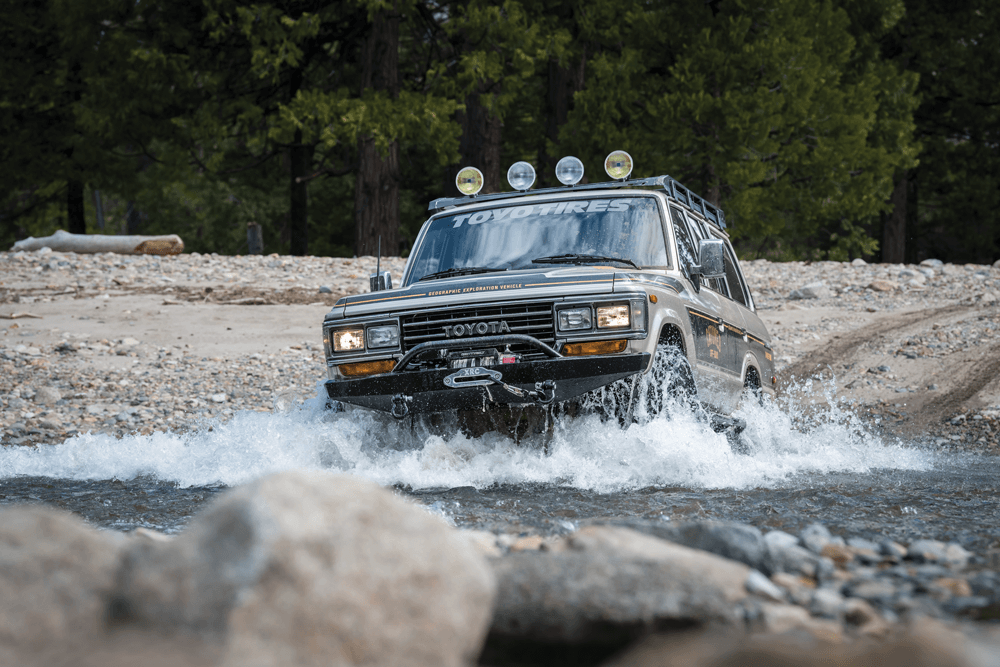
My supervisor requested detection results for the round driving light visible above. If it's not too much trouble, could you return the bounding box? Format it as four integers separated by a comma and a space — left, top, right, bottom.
555, 156, 585, 186
604, 150, 633, 180
507, 161, 536, 191
455, 166, 484, 196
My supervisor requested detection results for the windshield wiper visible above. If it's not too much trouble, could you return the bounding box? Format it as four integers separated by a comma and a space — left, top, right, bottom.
532, 253, 640, 270
417, 267, 508, 282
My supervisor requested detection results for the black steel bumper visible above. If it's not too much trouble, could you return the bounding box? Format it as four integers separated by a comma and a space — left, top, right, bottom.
324, 353, 650, 417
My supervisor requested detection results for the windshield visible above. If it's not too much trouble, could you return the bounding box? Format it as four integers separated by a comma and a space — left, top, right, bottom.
404, 196, 669, 286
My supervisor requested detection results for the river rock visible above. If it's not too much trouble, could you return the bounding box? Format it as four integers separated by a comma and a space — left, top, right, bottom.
800, 523, 832, 554
908, 539, 949, 563
112, 470, 496, 667
490, 526, 748, 644
868, 279, 898, 292
0, 506, 123, 665
32, 386, 61, 405
642, 520, 770, 574
788, 282, 830, 300
767, 536, 828, 579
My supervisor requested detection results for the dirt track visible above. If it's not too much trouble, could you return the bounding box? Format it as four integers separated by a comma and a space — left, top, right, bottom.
767, 301, 1000, 443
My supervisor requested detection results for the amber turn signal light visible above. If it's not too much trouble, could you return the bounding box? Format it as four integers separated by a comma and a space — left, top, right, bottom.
339, 359, 395, 377
562, 339, 627, 356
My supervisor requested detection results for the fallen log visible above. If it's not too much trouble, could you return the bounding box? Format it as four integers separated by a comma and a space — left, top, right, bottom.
11, 230, 184, 255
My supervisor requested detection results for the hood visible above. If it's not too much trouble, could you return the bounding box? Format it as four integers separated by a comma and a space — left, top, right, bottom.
337, 266, 618, 317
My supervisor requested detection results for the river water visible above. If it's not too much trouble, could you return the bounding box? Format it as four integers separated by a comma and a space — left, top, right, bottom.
2, 380, 998, 551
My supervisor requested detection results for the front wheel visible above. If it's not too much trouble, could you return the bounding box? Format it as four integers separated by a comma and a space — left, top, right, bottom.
636, 342, 697, 422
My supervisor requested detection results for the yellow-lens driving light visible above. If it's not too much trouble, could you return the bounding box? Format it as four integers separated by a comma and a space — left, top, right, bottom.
604, 150, 633, 180
507, 161, 536, 191
455, 166, 484, 195
555, 156, 585, 186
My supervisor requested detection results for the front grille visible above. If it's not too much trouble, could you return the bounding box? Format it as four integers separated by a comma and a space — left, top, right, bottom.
401, 301, 555, 358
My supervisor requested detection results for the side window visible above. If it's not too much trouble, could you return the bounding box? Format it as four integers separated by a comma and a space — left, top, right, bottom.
669, 207, 697, 274
721, 244, 748, 307
723, 241, 753, 309
670, 206, 728, 294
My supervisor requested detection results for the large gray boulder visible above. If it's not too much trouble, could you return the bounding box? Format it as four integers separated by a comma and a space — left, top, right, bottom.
112, 471, 496, 667
629, 520, 771, 574
0, 506, 123, 666
490, 526, 749, 645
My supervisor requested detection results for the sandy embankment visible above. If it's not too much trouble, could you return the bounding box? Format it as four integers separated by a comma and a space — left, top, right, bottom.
2, 249, 1000, 449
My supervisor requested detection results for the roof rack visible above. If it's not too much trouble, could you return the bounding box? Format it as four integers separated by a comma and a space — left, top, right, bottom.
427, 174, 726, 229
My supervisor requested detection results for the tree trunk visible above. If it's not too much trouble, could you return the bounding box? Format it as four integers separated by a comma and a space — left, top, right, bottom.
539, 53, 586, 188
289, 128, 311, 256
450, 92, 502, 194
67, 180, 85, 234
12, 230, 183, 254
883, 171, 908, 263
354, 6, 400, 257
355, 139, 400, 257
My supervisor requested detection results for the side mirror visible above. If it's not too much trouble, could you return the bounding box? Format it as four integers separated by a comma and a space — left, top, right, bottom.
692, 239, 726, 279
370, 271, 392, 292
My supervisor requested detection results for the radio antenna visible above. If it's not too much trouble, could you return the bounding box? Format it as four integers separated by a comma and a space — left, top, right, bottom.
376, 236, 381, 277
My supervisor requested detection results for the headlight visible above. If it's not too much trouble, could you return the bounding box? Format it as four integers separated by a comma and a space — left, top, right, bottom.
596, 304, 630, 328
333, 328, 364, 352
558, 307, 593, 331
366, 324, 399, 349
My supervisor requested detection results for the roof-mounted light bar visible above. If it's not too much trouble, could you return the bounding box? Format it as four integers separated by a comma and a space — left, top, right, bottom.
440, 153, 726, 229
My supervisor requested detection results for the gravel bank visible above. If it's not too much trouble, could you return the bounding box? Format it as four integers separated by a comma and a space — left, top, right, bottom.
2, 248, 999, 449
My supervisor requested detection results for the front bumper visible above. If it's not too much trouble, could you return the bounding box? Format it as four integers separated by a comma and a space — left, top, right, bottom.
324, 353, 650, 417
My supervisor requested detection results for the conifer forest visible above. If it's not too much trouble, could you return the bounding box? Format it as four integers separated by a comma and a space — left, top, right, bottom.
1, 0, 997, 263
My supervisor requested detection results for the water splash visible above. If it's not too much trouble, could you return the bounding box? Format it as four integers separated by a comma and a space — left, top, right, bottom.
0, 377, 933, 490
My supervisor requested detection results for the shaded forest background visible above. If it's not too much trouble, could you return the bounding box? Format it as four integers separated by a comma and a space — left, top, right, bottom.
1, 0, 997, 263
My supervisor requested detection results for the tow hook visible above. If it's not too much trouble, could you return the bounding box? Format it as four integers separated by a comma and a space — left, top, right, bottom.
390, 394, 412, 419
533, 379, 556, 405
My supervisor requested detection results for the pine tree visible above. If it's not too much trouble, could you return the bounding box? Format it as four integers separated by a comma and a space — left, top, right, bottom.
560, 0, 919, 260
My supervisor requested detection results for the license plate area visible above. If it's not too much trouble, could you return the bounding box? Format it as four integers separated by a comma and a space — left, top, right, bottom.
448, 348, 499, 369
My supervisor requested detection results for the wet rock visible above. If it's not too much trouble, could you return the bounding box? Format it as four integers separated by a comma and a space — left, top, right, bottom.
763, 529, 799, 549
32, 386, 61, 405
643, 521, 769, 574
745, 569, 785, 602
908, 539, 948, 563
800, 523, 832, 554
766, 535, 827, 578
755, 603, 841, 641
318, 285, 333, 294
846, 537, 879, 552
944, 543, 971, 568
845, 579, 897, 605
821, 543, 854, 569
881, 540, 907, 559
788, 282, 830, 300
0, 506, 123, 663
771, 572, 815, 606
112, 471, 495, 667
842, 598, 890, 638
490, 526, 748, 643
509, 535, 545, 552
809, 587, 844, 620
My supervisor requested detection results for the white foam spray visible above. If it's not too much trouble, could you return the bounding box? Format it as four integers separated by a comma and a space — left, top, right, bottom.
0, 376, 934, 491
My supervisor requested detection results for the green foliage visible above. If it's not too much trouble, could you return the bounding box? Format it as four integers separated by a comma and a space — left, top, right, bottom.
14, 0, 991, 265
561, 0, 918, 260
